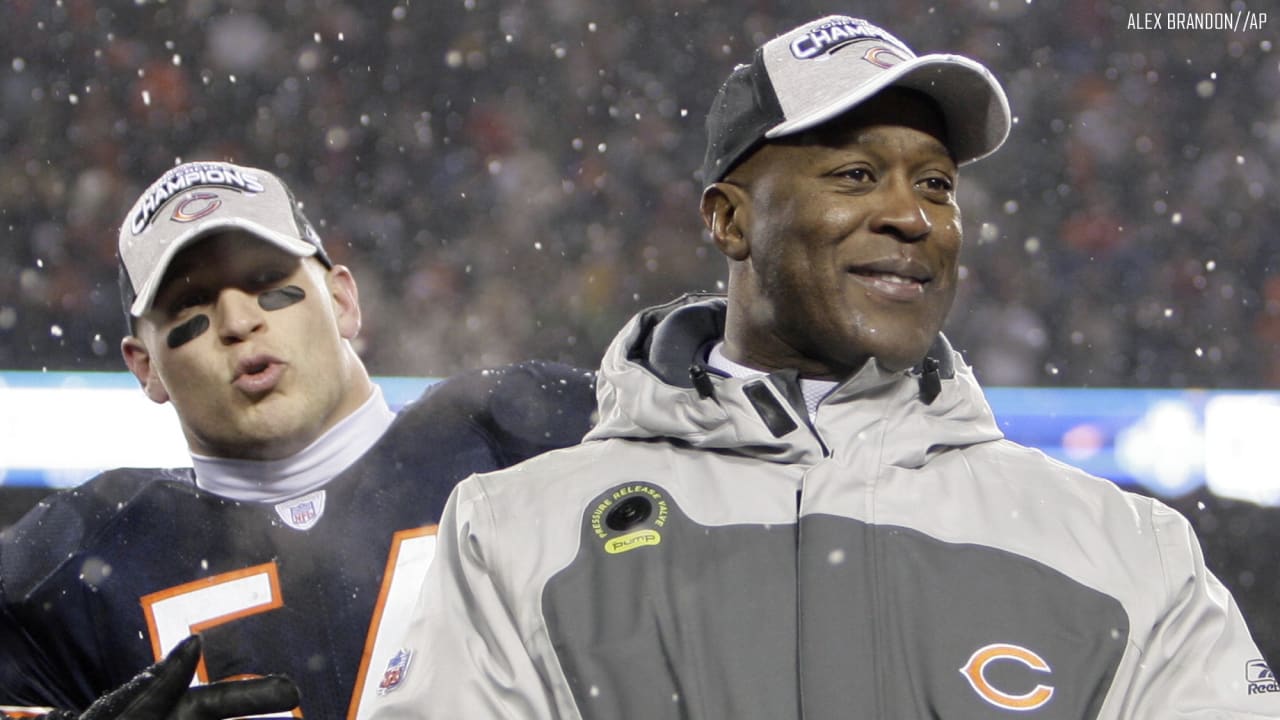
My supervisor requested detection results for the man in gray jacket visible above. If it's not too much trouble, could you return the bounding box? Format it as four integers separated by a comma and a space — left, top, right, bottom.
368, 15, 1279, 719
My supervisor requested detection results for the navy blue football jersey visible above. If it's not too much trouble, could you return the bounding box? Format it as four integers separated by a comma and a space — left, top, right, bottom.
0, 362, 597, 718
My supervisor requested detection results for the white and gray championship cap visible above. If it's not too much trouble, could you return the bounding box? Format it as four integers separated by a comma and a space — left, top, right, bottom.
701, 15, 1011, 184
118, 160, 331, 319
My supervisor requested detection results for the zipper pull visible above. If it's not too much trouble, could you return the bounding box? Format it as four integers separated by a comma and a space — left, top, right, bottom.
690, 365, 716, 399
918, 356, 942, 405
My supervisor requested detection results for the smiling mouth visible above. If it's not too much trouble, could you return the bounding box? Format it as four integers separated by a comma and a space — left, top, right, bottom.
847, 266, 932, 299
851, 269, 927, 285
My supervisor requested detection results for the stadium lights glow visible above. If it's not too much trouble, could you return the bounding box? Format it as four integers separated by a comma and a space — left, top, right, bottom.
0, 385, 187, 485
3, 373, 1280, 507
1204, 394, 1280, 506
0, 373, 435, 489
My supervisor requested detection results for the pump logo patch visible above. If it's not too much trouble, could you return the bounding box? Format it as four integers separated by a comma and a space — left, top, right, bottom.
589, 484, 669, 555
1247, 658, 1279, 695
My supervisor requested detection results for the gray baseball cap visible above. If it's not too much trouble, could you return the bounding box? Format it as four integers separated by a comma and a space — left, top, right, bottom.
702, 15, 1011, 184
118, 161, 331, 318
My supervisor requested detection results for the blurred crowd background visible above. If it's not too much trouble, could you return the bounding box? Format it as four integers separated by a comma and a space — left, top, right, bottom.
3, 0, 1279, 658
4, 0, 1279, 388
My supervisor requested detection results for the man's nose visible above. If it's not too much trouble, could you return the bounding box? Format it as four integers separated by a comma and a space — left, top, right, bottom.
214, 288, 266, 344
869, 179, 932, 242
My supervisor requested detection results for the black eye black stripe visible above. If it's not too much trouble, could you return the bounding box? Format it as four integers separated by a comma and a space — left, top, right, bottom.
164, 286, 304, 348
167, 314, 210, 348
258, 285, 305, 311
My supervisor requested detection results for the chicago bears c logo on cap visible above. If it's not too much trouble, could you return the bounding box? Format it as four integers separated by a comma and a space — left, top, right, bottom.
960, 643, 1055, 711
171, 191, 222, 224
863, 45, 907, 69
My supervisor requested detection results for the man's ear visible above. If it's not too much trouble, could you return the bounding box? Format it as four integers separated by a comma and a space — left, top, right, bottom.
121, 336, 170, 404
327, 264, 362, 340
699, 183, 750, 262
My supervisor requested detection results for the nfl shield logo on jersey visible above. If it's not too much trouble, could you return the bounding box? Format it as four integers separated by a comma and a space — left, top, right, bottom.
377, 649, 413, 695
291, 501, 317, 526
274, 490, 326, 530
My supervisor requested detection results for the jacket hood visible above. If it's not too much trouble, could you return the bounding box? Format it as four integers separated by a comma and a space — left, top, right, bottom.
586, 294, 1004, 466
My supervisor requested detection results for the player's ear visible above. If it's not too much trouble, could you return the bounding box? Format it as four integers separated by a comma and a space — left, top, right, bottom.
122, 335, 171, 404
700, 182, 751, 262
327, 264, 362, 340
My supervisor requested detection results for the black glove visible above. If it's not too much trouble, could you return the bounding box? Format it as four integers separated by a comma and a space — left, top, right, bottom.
35, 635, 300, 720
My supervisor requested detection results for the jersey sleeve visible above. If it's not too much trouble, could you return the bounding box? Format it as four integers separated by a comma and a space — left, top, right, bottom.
1, 509, 97, 711
364, 479, 559, 719
0, 469, 194, 713
412, 361, 597, 469
0, 602, 56, 715
1116, 500, 1280, 716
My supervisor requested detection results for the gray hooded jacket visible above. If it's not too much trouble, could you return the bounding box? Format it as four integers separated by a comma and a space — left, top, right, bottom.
367, 295, 1277, 719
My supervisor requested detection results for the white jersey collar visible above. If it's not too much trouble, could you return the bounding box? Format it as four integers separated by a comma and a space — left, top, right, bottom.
191, 384, 396, 504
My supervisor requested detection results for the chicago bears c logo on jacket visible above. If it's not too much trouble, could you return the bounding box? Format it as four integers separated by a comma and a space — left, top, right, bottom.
960, 643, 1055, 711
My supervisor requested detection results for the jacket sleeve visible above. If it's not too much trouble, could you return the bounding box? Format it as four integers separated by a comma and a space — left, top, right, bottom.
1116, 500, 1279, 717
366, 478, 561, 719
